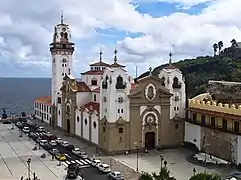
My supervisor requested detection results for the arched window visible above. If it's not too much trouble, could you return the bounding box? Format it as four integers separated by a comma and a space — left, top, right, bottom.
77, 116, 80, 122
60, 32, 64, 37
84, 119, 87, 125
93, 121, 97, 128
64, 32, 68, 39
161, 76, 165, 86
172, 77, 181, 88
66, 105, 71, 114
116, 75, 126, 89
93, 94, 97, 102
91, 78, 97, 86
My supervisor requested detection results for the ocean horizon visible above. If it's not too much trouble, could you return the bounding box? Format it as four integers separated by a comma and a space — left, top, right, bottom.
0, 77, 51, 116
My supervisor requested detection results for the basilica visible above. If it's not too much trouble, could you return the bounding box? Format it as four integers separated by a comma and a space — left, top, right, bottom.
34, 18, 187, 154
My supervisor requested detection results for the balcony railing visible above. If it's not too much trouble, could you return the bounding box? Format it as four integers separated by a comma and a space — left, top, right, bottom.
116, 83, 126, 89
172, 83, 181, 89
186, 118, 240, 135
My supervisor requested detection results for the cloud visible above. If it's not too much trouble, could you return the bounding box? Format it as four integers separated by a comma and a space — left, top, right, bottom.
0, 0, 241, 77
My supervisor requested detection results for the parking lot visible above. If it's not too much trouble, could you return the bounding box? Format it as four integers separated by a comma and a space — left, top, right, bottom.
0, 123, 66, 179
11, 118, 115, 180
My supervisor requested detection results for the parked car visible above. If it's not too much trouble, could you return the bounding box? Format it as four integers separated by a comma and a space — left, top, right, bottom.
22, 127, 30, 133
49, 148, 59, 155
72, 148, 81, 155
91, 159, 101, 167
39, 139, 48, 146
79, 151, 88, 159
61, 141, 69, 147
55, 154, 67, 161
98, 163, 111, 173
67, 144, 75, 151
49, 140, 57, 146
44, 132, 53, 137
43, 144, 52, 151
109, 171, 125, 180
37, 126, 45, 132
56, 137, 62, 143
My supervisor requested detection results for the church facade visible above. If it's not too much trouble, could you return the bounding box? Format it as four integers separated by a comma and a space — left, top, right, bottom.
34, 18, 187, 154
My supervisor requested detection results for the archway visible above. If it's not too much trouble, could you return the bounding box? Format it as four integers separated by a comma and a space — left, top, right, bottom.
145, 132, 156, 149
67, 119, 70, 133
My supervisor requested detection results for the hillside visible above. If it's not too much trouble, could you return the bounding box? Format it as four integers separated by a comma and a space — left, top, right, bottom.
137, 53, 241, 99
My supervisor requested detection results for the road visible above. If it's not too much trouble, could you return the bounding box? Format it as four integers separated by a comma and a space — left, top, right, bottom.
12, 118, 110, 180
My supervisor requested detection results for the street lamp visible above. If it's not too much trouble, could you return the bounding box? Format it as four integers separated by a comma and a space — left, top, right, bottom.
160, 155, 164, 171
27, 158, 31, 180
134, 142, 139, 172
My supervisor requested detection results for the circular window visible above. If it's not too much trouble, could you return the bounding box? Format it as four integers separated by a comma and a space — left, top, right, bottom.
77, 116, 80, 122
93, 121, 97, 128
84, 119, 87, 125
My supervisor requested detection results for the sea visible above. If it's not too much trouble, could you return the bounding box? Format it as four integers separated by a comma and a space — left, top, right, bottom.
0, 78, 51, 116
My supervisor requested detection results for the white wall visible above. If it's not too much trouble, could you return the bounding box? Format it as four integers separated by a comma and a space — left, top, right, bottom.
159, 68, 186, 119
75, 109, 81, 137
81, 74, 102, 87
236, 136, 241, 164
91, 112, 99, 145
184, 122, 201, 149
34, 102, 52, 124
82, 110, 90, 141
76, 92, 91, 106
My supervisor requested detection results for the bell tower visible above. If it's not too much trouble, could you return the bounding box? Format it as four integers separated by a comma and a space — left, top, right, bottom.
50, 13, 75, 105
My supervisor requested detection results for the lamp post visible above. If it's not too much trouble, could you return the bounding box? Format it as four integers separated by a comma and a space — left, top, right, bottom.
134, 142, 139, 172
160, 155, 164, 171
27, 158, 31, 180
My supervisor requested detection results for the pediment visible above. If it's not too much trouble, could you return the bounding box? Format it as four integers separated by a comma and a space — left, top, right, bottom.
129, 85, 172, 98
116, 117, 126, 125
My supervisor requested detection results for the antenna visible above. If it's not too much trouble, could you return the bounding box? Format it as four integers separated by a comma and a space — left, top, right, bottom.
135, 66, 138, 78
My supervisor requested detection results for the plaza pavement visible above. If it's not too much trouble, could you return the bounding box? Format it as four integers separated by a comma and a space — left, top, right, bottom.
113, 149, 227, 180
0, 123, 67, 180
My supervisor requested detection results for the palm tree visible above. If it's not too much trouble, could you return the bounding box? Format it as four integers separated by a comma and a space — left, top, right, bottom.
213, 43, 218, 56
189, 173, 222, 180
217, 41, 223, 55
230, 39, 238, 48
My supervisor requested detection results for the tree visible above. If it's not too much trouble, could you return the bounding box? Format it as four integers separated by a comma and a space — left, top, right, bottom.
139, 168, 176, 180
217, 41, 223, 55
212, 43, 218, 56
189, 173, 222, 180
231, 39, 238, 48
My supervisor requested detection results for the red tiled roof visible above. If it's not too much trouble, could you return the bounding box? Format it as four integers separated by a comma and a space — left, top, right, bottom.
109, 62, 125, 68
92, 87, 100, 93
76, 82, 91, 92
131, 83, 138, 90
84, 102, 99, 112
34, 96, 52, 106
89, 61, 110, 67
81, 70, 104, 75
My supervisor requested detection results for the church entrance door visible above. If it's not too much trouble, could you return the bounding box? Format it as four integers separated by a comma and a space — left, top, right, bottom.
145, 132, 155, 149
67, 119, 70, 133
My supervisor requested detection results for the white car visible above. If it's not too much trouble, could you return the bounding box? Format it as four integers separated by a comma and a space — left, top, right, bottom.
98, 163, 111, 173
72, 148, 81, 155
109, 171, 124, 180
37, 126, 45, 132
45, 132, 53, 137
22, 127, 30, 133
49, 140, 57, 146
91, 159, 101, 167
61, 141, 69, 147
79, 152, 88, 159
56, 137, 62, 143
39, 139, 48, 146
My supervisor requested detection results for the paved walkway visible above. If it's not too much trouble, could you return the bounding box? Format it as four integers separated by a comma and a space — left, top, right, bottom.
0, 123, 67, 180
113, 149, 226, 180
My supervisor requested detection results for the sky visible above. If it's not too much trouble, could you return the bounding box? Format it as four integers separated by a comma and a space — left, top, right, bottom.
0, 0, 241, 78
